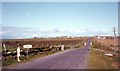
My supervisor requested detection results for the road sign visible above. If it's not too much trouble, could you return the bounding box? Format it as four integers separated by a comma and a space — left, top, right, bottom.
23, 44, 32, 48
23, 44, 32, 59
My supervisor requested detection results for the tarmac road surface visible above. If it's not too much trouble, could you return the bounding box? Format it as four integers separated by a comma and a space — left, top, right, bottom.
9, 39, 91, 69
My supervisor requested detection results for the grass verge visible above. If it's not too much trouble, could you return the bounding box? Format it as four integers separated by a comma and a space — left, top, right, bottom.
2, 50, 61, 69
89, 48, 118, 69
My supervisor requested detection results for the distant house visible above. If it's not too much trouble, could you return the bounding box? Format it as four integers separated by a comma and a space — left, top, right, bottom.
102, 37, 106, 39
96, 36, 115, 39
61, 36, 68, 38
97, 36, 101, 39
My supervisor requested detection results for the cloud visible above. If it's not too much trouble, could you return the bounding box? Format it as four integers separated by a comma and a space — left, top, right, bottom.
2, 26, 62, 39
0, 32, 2, 35
2, 26, 114, 39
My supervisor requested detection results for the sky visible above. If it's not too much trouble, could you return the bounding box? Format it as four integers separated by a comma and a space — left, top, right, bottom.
1, 2, 118, 39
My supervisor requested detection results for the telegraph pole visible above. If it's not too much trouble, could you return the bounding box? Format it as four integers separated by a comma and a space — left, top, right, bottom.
113, 27, 116, 52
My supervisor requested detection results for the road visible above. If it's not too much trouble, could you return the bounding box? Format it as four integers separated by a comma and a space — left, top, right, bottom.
9, 39, 91, 69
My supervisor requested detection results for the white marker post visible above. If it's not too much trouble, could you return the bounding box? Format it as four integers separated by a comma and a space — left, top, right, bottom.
17, 46, 21, 62
3, 44, 6, 53
61, 45, 64, 51
90, 42, 92, 45
84, 43, 86, 45
23, 44, 32, 59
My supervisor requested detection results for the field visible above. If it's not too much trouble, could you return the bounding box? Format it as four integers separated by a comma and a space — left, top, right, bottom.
1, 37, 88, 53
93, 37, 118, 52
94, 37, 118, 47
2, 37, 87, 48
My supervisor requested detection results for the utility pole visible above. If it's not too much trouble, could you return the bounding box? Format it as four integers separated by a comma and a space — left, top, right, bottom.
113, 27, 116, 52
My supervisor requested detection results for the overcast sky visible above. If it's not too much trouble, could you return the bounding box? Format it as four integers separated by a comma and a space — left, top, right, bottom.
1, 2, 118, 39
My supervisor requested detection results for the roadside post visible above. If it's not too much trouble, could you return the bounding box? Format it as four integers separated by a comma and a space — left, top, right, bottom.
61, 44, 64, 51
17, 45, 21, 62
23, 44, 32, 59
84, 43, 86, 45
90, 42, 92, 45
3, 44, 6, 53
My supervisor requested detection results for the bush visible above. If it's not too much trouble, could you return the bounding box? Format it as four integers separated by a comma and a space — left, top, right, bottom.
92, 41, 102, 49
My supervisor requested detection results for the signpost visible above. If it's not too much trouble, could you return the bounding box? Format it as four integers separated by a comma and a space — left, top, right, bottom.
23, 44, 32, 59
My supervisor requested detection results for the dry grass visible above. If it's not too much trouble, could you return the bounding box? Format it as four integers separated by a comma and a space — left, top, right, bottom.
89, 48, 118, 69
89, 39, 118, 69
94, 38, 118, 47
